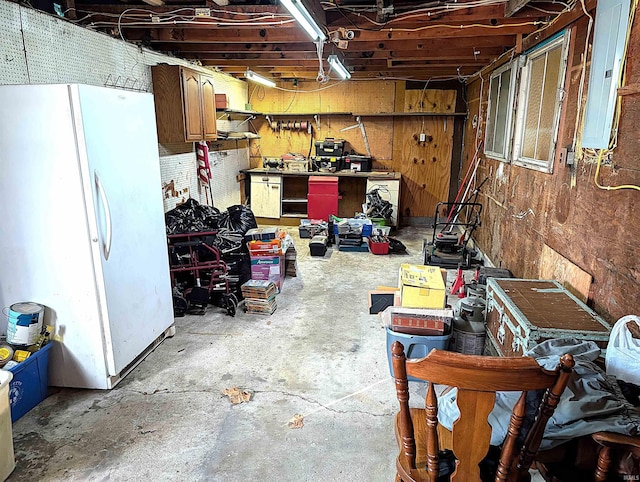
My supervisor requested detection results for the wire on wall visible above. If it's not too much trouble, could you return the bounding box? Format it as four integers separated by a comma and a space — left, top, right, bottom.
588, 0, 640, 192
571, 0, 594, 156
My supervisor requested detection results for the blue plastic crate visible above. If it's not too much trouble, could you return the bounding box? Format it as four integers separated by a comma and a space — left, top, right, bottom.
7, 342, 52, 422
333, 218, 373, 237
386, 326, 451, 382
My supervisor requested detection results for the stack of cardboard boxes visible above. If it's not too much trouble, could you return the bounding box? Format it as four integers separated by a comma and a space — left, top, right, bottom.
378, 264, 454, 381
245, 227, 292, 292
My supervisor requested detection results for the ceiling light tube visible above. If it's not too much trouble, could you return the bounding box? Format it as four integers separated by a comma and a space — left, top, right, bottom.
328, 55, 351, 80
280, 0, 327, 42
245, 69, 276, 88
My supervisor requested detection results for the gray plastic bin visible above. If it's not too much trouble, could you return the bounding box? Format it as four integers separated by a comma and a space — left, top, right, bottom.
386, 326, 451, 382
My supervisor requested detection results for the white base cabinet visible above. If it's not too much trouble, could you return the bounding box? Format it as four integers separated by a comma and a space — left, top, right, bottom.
250, 174, 282, 218
366, 179, 400, 226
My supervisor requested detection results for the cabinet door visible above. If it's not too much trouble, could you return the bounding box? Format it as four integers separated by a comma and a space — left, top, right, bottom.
200, 75, 218, 141
251, 176, 281, 218
181, 69, 203, 141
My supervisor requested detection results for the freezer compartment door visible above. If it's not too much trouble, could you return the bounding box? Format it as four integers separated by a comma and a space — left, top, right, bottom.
75, 85, 174, 377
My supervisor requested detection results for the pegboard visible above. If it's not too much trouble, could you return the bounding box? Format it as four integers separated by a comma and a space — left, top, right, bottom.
207, 147, 250, 209
160, 152, 199, 212
0, 1, 29, 84
0, 0, 251, 214
0, 0, 248, 96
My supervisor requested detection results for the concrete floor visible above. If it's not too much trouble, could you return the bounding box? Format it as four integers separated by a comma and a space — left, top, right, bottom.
6, 227, 545, 482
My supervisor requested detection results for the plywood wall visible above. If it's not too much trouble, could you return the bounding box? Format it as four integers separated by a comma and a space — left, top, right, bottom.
250, 115, 394, 164
460, 15, 640, 323
404, 90, 457, 114
249, 80, 397, 114
391, 115, 454, 219
250, 80, 458, 218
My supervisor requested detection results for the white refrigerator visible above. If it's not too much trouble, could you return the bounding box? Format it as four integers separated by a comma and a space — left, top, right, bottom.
0, 84, 174, 389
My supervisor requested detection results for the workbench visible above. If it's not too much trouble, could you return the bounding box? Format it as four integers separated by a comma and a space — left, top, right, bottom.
245, 169, 401, 225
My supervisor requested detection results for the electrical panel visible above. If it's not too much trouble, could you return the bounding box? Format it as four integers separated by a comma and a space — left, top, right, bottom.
582, 0, 631, 149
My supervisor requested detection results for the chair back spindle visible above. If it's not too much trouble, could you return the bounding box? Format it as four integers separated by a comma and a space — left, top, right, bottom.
391, 342, 574, 482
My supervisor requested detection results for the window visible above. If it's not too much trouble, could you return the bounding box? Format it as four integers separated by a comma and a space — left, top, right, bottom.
512, 32, 570, 173
484, 61, 517, 161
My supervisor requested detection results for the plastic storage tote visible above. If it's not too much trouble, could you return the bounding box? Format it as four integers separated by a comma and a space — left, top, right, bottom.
386, 326, 451, 382
0, 370, 15, 481
8, 342, 53, 422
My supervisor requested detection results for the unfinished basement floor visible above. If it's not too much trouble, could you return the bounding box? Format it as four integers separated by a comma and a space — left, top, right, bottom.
7, 227, 543, 481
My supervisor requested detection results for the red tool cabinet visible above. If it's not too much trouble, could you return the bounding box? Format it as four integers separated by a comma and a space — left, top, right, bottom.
307, 176, 338, 221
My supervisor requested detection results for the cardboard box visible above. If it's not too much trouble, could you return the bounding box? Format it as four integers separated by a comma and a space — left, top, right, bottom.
250, 255, 285, 292
244, 227, 282, 243
215, 93, 228, 110
283, 159, 309, 172
381, 307, 453, 336
398, 264, 446, 309
248, 239, 283, 256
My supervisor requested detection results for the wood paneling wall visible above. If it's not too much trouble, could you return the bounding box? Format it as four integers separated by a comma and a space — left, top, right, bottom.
461, 14, 640, 323
249, 80, 457, 218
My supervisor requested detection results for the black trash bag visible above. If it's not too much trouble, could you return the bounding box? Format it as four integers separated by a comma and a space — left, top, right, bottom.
164, 198, 221, 234
388, 237, 407, 254
210, 228, 246, 254
218, 204, 258, 235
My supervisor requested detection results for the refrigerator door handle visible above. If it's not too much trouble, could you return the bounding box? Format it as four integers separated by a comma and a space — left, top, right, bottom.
94, 170, 113, 260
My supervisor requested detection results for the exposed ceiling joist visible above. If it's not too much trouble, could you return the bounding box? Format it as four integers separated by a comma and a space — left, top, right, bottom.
70, 0, 580, 80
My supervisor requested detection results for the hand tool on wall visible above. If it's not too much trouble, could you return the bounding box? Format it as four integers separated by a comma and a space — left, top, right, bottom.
339, 116, 371, 157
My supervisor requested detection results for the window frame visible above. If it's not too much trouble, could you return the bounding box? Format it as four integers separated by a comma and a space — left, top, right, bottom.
484, 60, 518, 162
511, 32, 571, 173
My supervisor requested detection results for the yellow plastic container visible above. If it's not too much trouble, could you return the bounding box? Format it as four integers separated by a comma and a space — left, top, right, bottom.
0, 370, 15, 481
399, 264, 447, 309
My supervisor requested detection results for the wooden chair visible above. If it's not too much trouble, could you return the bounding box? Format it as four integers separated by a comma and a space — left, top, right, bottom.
592, 432, 640, 481
391, 342, 574, 482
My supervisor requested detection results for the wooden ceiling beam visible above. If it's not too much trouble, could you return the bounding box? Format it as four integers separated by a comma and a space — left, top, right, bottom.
125, 23, 535, 43
214, 66, 478, 78
76, 3, 546, 24
204, 58, 486, 67
324, 3, 546, 27
76, 4, 281, 15
182, 49, 502, 62
116, 16, 539, 31
152, 35, 514, 52
522, 0, 595, 50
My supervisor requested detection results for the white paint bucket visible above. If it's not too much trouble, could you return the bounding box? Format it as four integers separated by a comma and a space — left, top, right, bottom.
5, 302, 45, 346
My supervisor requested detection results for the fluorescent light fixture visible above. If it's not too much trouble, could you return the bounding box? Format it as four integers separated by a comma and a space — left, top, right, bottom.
245, 69, 276, 88
280, 0, 327, 42
328, 55, 351, 80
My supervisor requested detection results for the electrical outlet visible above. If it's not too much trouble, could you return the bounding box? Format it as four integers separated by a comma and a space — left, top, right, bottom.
558, 147, 567, 164
419, 133, 426, 142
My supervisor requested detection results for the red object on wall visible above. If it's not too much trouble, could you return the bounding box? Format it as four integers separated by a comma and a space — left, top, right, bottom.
308, 176, 339, 221
215, 94, 228, 110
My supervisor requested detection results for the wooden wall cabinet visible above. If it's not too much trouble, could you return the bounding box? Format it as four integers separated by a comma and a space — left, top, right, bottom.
151, 64, 218, 143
